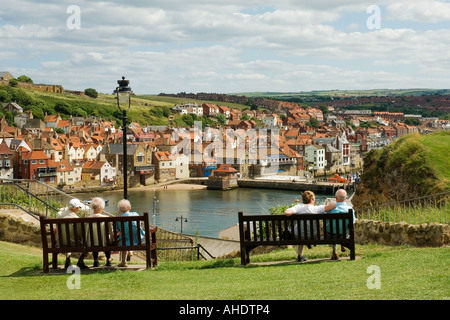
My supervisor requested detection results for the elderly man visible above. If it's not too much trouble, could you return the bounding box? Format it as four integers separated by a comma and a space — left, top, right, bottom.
56, 198, 87, 269
326, 189, 356, 260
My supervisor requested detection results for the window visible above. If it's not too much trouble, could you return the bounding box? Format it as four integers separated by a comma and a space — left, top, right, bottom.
32, 160, 37, 164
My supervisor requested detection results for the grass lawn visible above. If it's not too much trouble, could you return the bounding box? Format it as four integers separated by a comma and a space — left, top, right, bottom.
0, 241, 448, 300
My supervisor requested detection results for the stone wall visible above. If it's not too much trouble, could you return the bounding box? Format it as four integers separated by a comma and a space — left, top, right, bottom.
354, 219, 450, 247
1, 209, 449, 250
0, 212, 41, 247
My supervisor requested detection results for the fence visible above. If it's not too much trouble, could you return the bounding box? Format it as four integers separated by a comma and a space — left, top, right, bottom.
156, 228, 215, 262
356, 191, 449, 225
0, 178, 112, 218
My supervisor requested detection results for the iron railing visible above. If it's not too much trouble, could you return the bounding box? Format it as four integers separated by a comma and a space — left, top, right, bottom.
0, 178, 112, 218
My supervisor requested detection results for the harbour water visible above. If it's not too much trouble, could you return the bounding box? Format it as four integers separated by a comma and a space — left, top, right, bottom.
76, 187, 332, 238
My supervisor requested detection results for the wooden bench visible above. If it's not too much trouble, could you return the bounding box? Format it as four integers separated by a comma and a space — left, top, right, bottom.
238, 209, 355, 265
39, 212, 157, 273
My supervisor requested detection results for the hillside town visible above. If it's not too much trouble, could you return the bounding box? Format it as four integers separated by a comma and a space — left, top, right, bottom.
0, 90, 449, 191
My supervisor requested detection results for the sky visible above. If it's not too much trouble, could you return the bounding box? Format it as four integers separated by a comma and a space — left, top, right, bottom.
1, 0, 449, 94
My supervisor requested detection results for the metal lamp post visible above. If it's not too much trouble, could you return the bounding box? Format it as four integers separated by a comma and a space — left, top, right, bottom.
115, 76, 132, 200
175, 215, 188, 234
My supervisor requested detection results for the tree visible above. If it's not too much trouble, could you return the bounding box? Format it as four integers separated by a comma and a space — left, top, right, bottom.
318, 105, 329, 115
240, 113, 250, 121
54, 101, 72, 115
17, 75, 33, 84
216, 113, 226, 125
9, 79, 18, 87
0, 90, 11, 102
308, 117, 319, 128
84, 88, 98, 98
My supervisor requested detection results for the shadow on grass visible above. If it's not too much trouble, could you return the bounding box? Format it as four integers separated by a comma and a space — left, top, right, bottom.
2, 263, 146, 277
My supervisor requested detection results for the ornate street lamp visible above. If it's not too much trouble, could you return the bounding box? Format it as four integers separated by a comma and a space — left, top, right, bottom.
175, 215, 188, 234
115, 76, 132, 199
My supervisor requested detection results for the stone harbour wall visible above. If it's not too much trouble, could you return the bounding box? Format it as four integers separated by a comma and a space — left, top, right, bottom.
0, 212, 42, 247
354, 219, 450, 247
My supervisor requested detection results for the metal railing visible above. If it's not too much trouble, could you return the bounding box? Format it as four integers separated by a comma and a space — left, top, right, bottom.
155, 228, 216, 262
0, 178, 112, 218
356, 191, 449, 225
158, 243, 215, 262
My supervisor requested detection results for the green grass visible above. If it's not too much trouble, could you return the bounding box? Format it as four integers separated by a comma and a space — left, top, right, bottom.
0, 241, 448, 300
420, 131, 450, 182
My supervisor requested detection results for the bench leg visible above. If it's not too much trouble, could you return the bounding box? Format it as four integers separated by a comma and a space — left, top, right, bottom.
240, 250, 246, 265
43, 253, 49, 273
350, 244, 356, 260
52, 253, 58, 269
152, 248, 157, 267
240, 247, 251, 265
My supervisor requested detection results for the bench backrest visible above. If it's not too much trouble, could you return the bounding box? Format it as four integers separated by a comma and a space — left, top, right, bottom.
238, 209, 355, 246
40, 212, 153, 252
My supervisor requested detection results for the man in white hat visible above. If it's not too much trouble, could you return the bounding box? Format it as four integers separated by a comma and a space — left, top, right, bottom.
56, 198, 87, 269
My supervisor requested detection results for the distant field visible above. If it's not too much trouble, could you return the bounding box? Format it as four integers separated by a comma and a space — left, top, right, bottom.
235, 88, 450, 98
137, 94, 250, 110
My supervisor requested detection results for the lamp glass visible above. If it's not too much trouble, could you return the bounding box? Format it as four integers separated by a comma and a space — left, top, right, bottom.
118, 91, 130, 105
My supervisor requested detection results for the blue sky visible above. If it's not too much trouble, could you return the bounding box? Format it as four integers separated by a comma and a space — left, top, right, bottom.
0, 0, 449, 94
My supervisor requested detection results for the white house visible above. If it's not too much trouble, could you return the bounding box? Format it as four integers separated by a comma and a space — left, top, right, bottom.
174, 153, 190, 179
305, 144, 326, 171
83, 145, 98, 161
173, 103, 203, 117
333, 133, 350, 166
262, 114, 278, 127
82, 160, 116, 186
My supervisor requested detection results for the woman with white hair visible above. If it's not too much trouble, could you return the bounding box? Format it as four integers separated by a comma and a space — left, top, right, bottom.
116, 199, 145, 267
88, 197, 112, 267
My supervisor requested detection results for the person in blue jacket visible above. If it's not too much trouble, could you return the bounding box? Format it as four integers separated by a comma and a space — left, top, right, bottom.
116, 199, 145, 267
326, 189, 356, 260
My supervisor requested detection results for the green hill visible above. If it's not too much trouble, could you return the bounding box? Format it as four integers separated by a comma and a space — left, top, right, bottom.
352, 131, 450, 209
0, 86, 248, 128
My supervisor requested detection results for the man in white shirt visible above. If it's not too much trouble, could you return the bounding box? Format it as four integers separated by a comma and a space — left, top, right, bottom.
284, 190, 336, 262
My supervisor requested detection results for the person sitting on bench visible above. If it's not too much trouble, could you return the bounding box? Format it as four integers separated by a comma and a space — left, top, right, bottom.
284, 190, 336, 262
326, 189, 356, 260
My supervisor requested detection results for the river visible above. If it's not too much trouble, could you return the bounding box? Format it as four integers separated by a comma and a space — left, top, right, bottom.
76, 187, 332, 238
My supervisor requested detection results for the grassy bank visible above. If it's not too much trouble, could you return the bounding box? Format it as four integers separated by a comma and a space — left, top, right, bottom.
0, 241, 448, 300
353, 131, 450, 209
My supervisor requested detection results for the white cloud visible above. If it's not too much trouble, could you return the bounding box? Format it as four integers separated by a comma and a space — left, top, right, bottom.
387, 0, 450, 23
0, 0, 449, 93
